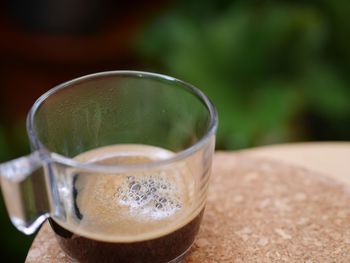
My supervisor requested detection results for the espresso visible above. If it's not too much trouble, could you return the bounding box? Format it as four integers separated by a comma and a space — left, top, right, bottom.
50, 145, 204, 263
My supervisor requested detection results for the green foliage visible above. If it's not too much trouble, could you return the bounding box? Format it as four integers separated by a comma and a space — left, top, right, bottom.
136, 0, 350, 149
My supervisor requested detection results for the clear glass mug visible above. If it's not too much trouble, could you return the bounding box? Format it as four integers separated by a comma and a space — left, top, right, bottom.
0, 71, 218, 263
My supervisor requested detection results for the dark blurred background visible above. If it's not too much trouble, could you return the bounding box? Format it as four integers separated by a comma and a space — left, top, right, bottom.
0, 0, 349, 261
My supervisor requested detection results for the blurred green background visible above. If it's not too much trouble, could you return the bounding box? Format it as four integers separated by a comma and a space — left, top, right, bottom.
1, 0, 350, 261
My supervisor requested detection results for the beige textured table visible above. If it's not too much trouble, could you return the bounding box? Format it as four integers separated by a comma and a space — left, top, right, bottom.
26, 142, 350, 262
241, 142, 350, 187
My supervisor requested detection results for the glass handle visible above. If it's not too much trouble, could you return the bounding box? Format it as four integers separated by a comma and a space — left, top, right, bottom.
0, 152, 50, 235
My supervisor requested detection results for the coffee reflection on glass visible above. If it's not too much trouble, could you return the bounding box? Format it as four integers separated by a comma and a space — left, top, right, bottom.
0, 71, 217, 263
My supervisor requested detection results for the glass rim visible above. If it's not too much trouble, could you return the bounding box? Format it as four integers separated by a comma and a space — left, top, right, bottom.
27, 70, 218, 172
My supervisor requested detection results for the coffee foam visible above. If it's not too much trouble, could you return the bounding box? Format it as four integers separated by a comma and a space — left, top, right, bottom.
116, 174, 182, 220
53, 144, 202, 243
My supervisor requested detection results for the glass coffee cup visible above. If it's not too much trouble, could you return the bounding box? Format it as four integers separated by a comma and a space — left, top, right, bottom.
0, 71, 218, 263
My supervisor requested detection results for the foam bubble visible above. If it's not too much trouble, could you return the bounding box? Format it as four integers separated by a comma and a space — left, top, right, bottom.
116, 174, 182, 220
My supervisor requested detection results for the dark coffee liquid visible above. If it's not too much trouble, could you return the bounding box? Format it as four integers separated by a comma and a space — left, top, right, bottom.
50, 145, 203, 263
50, 209, 203, 263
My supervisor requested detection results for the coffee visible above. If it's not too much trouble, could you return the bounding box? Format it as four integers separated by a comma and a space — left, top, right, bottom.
49, 145, 204, 263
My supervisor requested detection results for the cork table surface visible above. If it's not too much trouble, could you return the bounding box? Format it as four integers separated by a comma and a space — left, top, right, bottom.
26, 142, 350, 262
